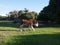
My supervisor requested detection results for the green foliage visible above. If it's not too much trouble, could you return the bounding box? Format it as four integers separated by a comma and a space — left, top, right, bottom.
38, 0, 60, 24
0, 21, 20, 28
0, 16, 8, 20
8, 8, 38, 20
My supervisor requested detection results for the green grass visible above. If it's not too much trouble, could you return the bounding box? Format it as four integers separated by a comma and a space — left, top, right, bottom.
0, 21, 60, 45
0, 21, 19, 27
0, 27, 60, 45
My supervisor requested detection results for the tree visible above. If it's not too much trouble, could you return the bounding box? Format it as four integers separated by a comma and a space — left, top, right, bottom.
8, 8, 38, 21
8, 10, 18, 20
30, 11, 38, 20
38, 0, 60, 24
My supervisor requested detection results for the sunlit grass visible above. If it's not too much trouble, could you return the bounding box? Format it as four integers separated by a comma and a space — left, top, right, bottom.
0, 27, 60, 45
0, 27, 60, 35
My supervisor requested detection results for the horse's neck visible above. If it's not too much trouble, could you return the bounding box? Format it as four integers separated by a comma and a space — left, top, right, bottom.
33, 20, 37, 24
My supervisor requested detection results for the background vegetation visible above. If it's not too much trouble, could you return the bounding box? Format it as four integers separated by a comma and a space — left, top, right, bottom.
0, 0, 60, 27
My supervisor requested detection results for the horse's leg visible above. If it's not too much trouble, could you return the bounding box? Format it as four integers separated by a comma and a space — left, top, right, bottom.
28, 25, 31, 31
20, 24, 24, 32
30, 25, 35, 31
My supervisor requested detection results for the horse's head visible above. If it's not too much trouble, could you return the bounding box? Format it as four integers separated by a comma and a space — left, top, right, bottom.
33, 20, 39, 27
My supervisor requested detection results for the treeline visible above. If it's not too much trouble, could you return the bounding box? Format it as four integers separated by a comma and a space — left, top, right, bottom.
38, 0, 60, 25
8, 8, 38, 20
0, 16, 8, 20
0, 0, 60, 27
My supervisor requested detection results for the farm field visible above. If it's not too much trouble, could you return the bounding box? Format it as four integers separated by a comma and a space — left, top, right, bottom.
0, 21, 60, 45
0, 27, 60, 45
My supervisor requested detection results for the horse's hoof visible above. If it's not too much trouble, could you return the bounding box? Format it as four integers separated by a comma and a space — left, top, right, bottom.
20, 30, 23, 32
20, 29, 24, 32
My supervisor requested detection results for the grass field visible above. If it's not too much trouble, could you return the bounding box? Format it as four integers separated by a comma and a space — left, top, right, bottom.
0, 21, 60, 45
0, 27, 60, 45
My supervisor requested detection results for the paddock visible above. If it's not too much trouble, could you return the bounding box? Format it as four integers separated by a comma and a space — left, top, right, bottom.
0, 21, 60, 45
0, 27, 60, 45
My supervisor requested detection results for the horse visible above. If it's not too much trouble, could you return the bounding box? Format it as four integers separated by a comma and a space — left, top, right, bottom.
14, 19, 39, 32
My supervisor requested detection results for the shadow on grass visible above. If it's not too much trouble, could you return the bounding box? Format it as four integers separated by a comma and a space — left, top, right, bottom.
2, 33, 60, 45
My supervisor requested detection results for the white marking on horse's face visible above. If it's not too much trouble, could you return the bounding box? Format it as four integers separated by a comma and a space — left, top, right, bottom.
35, 22, 39, 27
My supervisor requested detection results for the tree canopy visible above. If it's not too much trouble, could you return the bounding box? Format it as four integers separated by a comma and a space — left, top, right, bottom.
38, 0, 60, 24
8, 8, 38, 20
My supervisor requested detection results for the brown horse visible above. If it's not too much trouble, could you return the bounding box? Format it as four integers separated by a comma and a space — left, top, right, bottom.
19, 19, 39, 32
